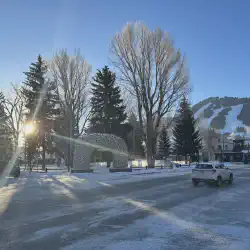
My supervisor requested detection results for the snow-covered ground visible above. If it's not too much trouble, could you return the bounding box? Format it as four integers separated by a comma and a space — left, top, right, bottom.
0, 165, 192, 197
1, 162, 248, 198
57, 173, 250, 250
1, 164, 250, 249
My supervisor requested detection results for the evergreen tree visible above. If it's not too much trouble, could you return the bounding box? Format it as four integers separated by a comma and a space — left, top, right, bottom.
173, 96, 202, 162
89, 66, 131, 167
90, 66, 128, 135
22, 55, 58, 169
157, 126, 171, 159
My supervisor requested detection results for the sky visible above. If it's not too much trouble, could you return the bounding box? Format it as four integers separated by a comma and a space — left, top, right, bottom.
0, 0, 250, 104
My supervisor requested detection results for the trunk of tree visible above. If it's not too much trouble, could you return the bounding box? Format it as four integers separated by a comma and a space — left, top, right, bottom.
70, 142, 75, 169
146, 116, 156, 168
42, 135, 46, 170
107, 161, 111, 168
185, 154, 187, 164
66, 109, 73, 172
67, 141, 71, 172
146, 152, 155, 168
41, 120, 46, 170
28, 150, 32, 173
13, 137, 18, 152
65, 137, 74, 172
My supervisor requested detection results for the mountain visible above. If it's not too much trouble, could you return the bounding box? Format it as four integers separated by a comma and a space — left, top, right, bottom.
193, 97, 250, 136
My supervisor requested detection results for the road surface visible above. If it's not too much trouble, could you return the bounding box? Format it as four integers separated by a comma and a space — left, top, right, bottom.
0, 169, 250, 249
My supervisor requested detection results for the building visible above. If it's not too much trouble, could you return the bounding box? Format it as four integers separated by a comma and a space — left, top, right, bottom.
215, 133, 250, 162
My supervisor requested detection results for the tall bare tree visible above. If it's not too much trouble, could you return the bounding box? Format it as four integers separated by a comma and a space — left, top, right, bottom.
199, 127, 220, 161
0, 84, 25, 149
110, 22, 188, 167
50, 49, 91, 170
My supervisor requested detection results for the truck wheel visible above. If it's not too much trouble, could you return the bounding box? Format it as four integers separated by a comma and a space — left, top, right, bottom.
192, 179, 199, 187
228, 174, 233, 185
216, 176, 222, 187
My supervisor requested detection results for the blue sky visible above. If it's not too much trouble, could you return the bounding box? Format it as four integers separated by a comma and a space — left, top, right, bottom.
0, 0, 250, 104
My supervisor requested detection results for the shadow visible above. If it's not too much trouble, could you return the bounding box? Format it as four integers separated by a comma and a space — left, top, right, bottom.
2, 167, 244, 249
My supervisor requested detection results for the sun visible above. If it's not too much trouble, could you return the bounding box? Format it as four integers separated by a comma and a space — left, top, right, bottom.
24, 123, 35, 135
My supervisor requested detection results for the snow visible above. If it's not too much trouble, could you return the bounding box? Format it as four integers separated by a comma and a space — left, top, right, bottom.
80, 168, 250, 249
195, 103, 250, 134
207, 107, 224, 127
2, 162, 248, 200
223, 104, 248, 134
61, 183, 250, 250
2, 162, 250, 249
1, 162, 248, 204
17, 166, 192, 193
194, 102, 212, 119
61, 215, 182, 250
198, 107, 224, 129
0, 164, 194, 205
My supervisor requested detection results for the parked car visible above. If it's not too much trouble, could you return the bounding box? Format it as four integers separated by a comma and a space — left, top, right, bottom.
192, 162, 233, 187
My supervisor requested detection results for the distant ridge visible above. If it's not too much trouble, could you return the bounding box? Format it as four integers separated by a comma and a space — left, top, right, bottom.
193, 97, 250, 135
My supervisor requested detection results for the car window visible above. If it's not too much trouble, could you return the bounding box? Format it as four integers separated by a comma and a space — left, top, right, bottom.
195, 164, 213, 169
216, 164, 225, 169
205, 164, 213, 169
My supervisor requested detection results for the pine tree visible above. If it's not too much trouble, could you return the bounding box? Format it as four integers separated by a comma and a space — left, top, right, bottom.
157, 126, 171, 159
22, 55, 58, 170
90, 66, 128, 136
173, 96, 202, 162
89, 66, 131, 167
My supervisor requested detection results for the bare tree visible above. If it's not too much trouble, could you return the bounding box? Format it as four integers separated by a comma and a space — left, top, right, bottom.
0, 84, 25, 149
50, 49, 91, 170
110, 22, 188, 167
199, 126, 222, 161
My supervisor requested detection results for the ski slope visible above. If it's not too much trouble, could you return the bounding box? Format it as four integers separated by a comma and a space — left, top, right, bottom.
194, 103, 250, 134
194, 102, 212, 119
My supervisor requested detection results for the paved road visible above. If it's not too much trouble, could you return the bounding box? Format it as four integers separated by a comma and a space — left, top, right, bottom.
1, 169, 250, 249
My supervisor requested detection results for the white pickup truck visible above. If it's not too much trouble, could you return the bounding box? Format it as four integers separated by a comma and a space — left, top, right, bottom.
192, 162, 233, 187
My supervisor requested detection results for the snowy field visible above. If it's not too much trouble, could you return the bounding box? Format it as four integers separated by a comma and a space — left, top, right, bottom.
1, 164, 250, 249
